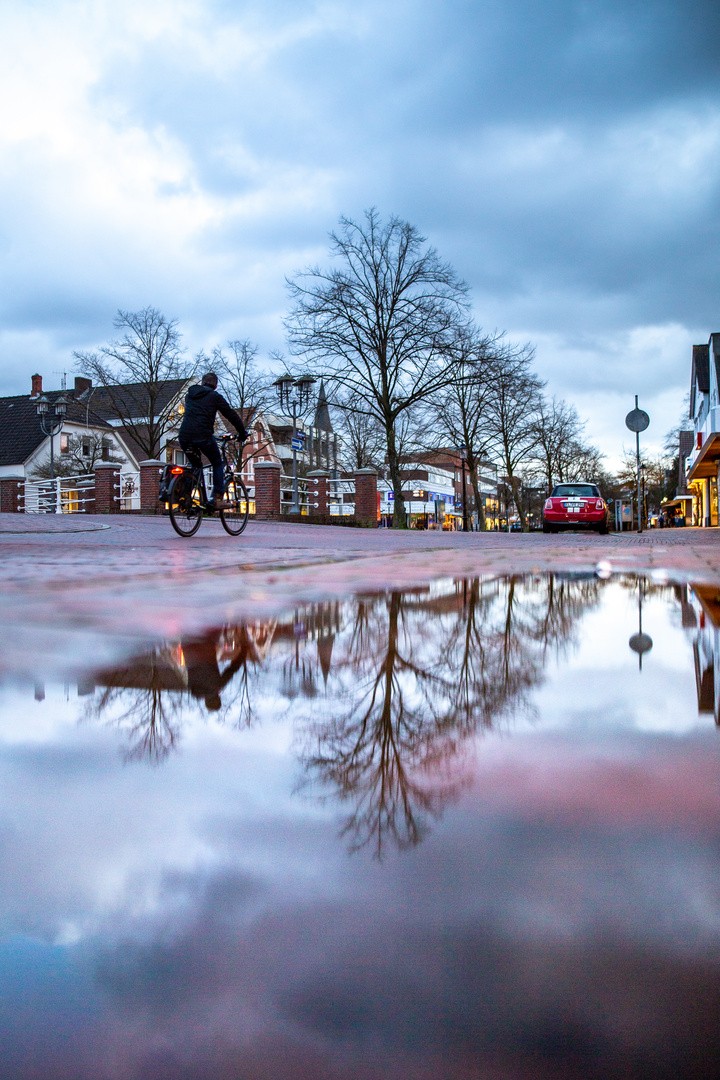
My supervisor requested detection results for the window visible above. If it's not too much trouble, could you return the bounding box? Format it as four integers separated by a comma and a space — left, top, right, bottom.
81, 439, 91, 457
551, 484, 600, 498
60, 434, 69, 454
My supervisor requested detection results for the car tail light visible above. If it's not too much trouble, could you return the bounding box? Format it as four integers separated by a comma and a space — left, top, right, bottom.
170, 466, 184, 474
544, 499, 553, 510
595, 499, 604, 509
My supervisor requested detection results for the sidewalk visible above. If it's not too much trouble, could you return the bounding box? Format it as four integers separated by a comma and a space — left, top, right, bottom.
1, 515, 718, 678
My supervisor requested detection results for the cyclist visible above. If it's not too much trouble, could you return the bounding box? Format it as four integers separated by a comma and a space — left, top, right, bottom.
178, 372, 247, 509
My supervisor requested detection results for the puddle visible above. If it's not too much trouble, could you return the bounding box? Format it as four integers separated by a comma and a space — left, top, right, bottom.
1, 573, 720, 1078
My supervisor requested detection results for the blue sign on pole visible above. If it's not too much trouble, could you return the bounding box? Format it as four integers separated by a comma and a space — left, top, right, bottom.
291, 437, 304, 451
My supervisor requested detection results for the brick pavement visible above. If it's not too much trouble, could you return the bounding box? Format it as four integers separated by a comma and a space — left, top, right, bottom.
1, 514, 719, 679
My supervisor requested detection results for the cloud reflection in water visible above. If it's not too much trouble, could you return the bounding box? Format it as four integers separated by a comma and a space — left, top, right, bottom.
0, 574, 719, 1078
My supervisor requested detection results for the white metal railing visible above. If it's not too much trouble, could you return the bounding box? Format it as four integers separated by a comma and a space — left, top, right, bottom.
17, 467, 140, 514
280, 475, 310, 514
329, 476, 355, 516
19, 474, 96, 514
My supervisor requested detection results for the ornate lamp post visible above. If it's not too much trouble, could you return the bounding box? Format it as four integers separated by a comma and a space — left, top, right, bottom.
457, 444, 469, 532
273, 375, 316, 515
35, 391, 70, 473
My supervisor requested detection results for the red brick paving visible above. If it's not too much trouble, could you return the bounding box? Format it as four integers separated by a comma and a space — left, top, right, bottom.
1, 514, 718, 678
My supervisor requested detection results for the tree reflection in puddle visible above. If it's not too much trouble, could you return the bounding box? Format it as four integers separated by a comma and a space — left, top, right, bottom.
89, 573, 607, 849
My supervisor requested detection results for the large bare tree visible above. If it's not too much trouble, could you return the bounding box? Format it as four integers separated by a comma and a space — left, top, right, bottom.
74, 307, 193, 460
529, 396, 603, 489
481, 344, 544, 530
428, 323, 506, 529
285, 209, 469, 527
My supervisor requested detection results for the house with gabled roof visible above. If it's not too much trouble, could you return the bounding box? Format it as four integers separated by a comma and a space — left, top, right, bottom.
0, 374, 140, 479
686, 335, 720, 526
80, 374, 194, 463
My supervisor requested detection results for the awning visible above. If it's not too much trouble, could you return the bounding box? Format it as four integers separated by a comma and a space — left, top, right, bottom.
662, 495, 693, 510
686, 433, 720, 480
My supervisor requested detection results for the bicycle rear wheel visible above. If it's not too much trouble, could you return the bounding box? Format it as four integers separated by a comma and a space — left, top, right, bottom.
168, 473, 203, 537
220, 477, 250, 535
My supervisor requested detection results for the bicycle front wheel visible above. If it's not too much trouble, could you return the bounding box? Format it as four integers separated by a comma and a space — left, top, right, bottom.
220, 477, 250, 535
168, 473, 204, 537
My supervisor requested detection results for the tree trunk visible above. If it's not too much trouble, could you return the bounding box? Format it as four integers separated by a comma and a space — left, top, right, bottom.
385, 424, 408, 528
508, 475, 527, 531
467, 458, 485, 531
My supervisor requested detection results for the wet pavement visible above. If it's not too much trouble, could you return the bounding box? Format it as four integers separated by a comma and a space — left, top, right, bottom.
2, 516, 720, 679
3, 518, 720, 1078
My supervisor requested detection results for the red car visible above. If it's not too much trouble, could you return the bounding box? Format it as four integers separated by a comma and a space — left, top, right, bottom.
542, 483, 609, 535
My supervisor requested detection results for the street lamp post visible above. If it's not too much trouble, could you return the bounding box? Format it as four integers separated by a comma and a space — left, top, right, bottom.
35, 392, 70, 511
457, 445, 468, 532
273, 375, 316, 515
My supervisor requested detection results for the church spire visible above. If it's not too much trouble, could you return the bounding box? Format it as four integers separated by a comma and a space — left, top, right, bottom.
313, 380, 332, 432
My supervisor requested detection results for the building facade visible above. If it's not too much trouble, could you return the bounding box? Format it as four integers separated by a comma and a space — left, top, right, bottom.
686, 336, 720, 526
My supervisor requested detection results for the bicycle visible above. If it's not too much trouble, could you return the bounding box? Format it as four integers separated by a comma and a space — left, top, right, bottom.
166, 435, 250, 538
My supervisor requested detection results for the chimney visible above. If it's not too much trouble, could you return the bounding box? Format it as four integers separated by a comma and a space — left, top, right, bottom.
74, 376, 92, 397
30, 374, 42, 398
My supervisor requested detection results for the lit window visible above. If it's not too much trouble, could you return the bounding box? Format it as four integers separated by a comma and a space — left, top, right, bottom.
60, 434, 69, 454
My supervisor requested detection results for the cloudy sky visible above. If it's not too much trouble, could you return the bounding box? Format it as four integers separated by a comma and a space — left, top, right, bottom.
1, 0, 719, 462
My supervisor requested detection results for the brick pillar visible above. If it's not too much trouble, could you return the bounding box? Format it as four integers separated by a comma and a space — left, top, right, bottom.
139, 459, 166, 514
0, 475, 24, 513
94, 462, 121, 514
354, 468, 378, 526
308, 469, 330, 517
254, 461, 282, 520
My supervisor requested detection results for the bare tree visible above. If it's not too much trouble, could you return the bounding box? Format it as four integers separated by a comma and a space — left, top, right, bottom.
663, 393, 691, 457
530, 397, 604, 491
210, 339, 274, 417
428, 323, 506, 529
74, 307, 193, 460
335, 395, 387, 471
285, 209, 469, 527
29, 433, 125, 479
481, 345, 544, 530
532, 397, 582, 491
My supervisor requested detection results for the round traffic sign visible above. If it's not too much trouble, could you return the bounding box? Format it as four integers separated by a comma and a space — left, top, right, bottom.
626, 408, 649, 433
628, 632, 653, 656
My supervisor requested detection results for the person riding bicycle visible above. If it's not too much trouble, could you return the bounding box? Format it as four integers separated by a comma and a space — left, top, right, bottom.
178, 372, 247, 509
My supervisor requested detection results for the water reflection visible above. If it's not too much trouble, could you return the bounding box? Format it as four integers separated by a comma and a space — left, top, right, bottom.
687, 583, 720, 723
85, 575, 610, 850
4, 574, 720, 1079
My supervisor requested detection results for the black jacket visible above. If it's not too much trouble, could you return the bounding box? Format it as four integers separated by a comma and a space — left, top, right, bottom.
178, 384, 248, 443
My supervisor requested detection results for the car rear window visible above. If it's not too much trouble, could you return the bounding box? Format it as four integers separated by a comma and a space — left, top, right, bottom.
551, 484, 599, 498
